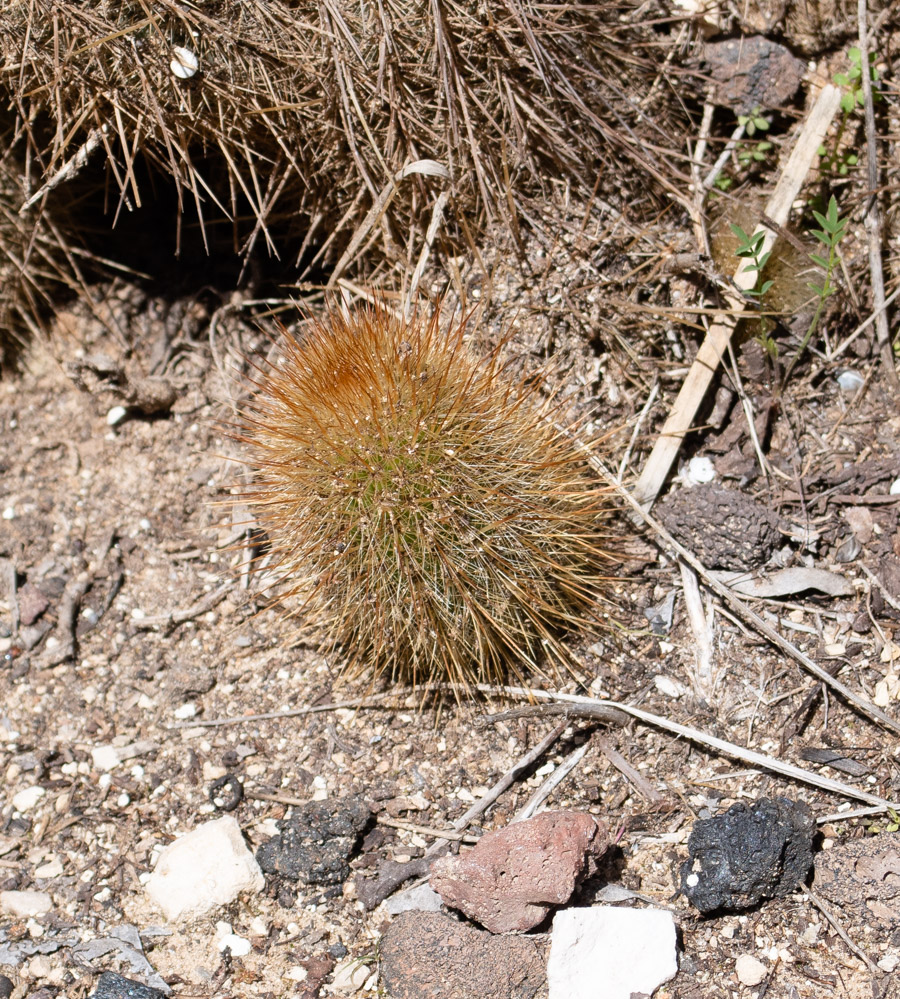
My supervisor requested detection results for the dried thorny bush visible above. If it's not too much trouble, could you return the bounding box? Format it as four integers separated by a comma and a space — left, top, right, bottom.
238, 305, 620, 693
0, 1, 686, 281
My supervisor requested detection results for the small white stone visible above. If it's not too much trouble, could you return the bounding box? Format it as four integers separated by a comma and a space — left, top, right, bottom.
836, 369, 864, 392
547, 906, 677, 999
891, 477, 900, 496
171, 46, 199, 79
329, 959, 372, 993
735, 954, 768, 987
287, 966, 308, 982
106, 405, 128, 427
117, 792, 131, 807
174, 702, 197, 720
1, 507, 15, 520
145, 816, 264, 922
877, 953, 899, 973
0, 890, 52, 917
92, 745, 123, 771
682, 456, 716, 486
218, 931, 252, 957
34, 857, 64, 879
12, 786, 45, 812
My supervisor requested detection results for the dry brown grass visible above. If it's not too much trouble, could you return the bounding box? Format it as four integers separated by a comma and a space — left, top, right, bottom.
0, 2, 689, 280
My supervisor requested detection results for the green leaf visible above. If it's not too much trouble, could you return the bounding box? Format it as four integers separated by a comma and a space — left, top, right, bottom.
825, 195, 839, 227
757, 250, 772, 270
759, 280, 774, 296
848, 46, 861, 63
840, 92, 856, 113
834, 72, 850, 87
810, 254, 829, 269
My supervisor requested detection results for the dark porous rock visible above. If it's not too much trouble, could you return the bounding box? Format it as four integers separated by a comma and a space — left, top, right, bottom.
703, 36, 805, 114
88, 972, 167, 999
814, 830, 900, 929
257, 796, 371, 886
380, 910, 546, 999
430, 811, 608, 933
0, 976, 11, 999
681, 797, 815, 914
657, 483, 780, 571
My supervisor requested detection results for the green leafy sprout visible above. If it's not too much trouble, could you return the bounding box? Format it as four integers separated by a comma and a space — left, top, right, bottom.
780, 195, 848, 392
819, 48, 880, 175
731, 222, 777, 360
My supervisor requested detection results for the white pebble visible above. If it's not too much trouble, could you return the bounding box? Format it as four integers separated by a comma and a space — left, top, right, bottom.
890, 477, 900, 496
1, 507, 15, 520
106, 405, 128, 426
171, 46, 199, 79
735, 954, 767, 987
682, 456, 716, 486
12, 786, 45, 812
836, 369, 864, 392
174, 702, 197, 720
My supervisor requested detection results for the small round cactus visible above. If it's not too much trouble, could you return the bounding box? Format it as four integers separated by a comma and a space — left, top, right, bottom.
239, 305, 617, 691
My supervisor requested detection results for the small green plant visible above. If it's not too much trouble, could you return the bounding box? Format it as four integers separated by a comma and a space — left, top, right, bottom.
868, 806, 900, 834
737, 106, 770, 137
731, 222, 777, 360
818, 48, 880, 175
738, 140, 773, 166
780, 194, 848, 391
835, 46, 880, 112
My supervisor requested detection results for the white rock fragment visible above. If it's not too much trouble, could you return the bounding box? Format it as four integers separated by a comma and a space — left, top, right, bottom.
329, 959, 372, 993
735, 953, 768, 987
681, 456, 716, 486
170, 46, 199, 79
106, 405, 128, 427
891, 477, 900, 496
384, 883, 444, 915
92, 745, 123, 771
216, 921, 252, 957
0, 890, 53, 917
547, 906, 677, 999
836, 369, 864, 392
12, 786, 45, 812
145, 816, 264, 922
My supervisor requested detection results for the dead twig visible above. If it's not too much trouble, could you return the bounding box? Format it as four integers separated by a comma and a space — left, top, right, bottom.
587, 452, 900, 737
478, 693, 900, 812
858, 564, 900, 615
595, 734, 664, 804
805, 884, 881, 974
376, 816, 479, 844
132, 580, 234, 633
513, 738, 592, 821
356, 720, 570, 908
633, 84, 842, 508
857, 0, 900, 393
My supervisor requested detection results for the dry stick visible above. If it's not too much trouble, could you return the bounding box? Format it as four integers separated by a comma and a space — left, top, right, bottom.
858, 564, 900, 615
479, 693, 900, 811
594, 454, 900, 737
132, 580, 234, 632
356, 720, 572, 908
858, 0, 900, 392
595, 734, 664, 804
633, 84, 842, 508
513, 739, 591, 822
805, 885, 881, 974
326, 159, 450, 291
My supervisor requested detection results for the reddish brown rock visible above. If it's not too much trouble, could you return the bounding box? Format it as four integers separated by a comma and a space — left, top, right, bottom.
17, 582, 49, 627
430, 811, 608, 933
379, 910, 546, 999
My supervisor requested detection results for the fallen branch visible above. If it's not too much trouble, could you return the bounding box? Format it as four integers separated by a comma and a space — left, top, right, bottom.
633, 83, 842, 508
479, 691, 900, 812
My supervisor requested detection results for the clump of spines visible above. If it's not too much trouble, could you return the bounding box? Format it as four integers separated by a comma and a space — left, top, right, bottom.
239, 305, 617, 692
